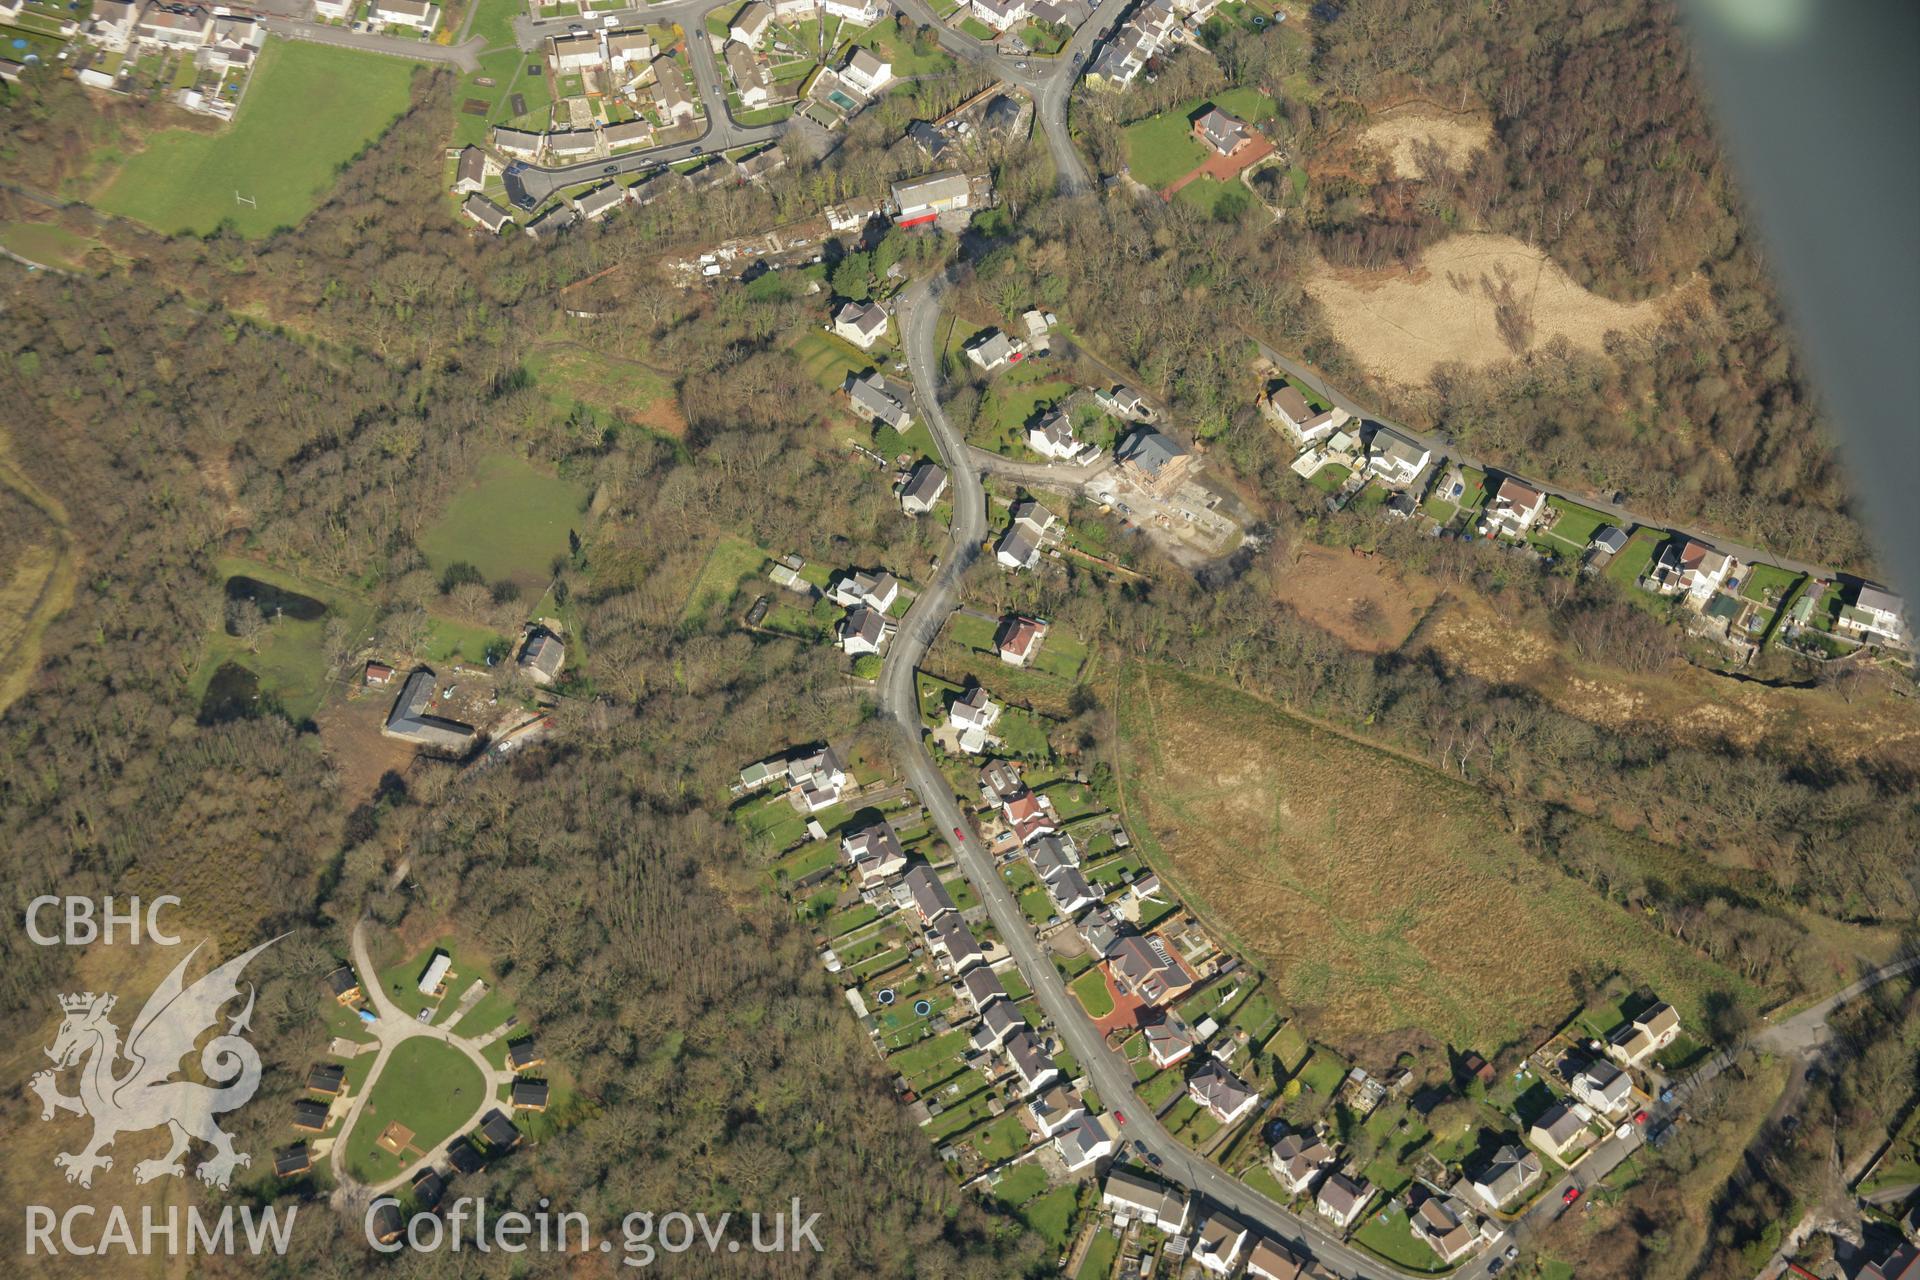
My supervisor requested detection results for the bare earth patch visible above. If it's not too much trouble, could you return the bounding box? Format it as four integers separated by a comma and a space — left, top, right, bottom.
1308, 233, 1696, 386
1271, 543, 1436, 653
1359, 111, 1493, 180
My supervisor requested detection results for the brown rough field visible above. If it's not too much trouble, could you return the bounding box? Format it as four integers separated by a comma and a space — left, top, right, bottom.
1269, 543, 1437, 653
315, 688, 419, 804
1307, 233, 1697, 385
1110, 663, 1755, 1055
1359, 110, 1493, 180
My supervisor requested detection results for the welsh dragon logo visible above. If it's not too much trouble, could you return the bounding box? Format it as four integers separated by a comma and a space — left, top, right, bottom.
29, 937, 279, 1190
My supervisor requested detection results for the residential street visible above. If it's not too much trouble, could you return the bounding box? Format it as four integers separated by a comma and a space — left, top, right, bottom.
1249, 336, 1842, 582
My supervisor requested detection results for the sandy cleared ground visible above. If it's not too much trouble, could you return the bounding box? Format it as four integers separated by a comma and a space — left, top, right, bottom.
1360, 112, 1492, 180
1308, 232, 1692, 385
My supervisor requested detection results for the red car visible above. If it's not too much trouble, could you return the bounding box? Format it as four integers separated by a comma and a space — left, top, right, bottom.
1113, 1111, 1127, 1126
1633, 1109, 1650, 1125
1562, 1187, 1582, 1206
953, 826, 966, 842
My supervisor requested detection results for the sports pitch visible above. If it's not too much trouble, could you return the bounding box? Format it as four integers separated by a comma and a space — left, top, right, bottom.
94, 41, 418, 238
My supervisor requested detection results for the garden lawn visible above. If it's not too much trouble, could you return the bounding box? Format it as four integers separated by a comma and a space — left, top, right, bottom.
681, 534, 770, 626
418, 453, 589, 594
95, 42, 417, 237
1605, 528, 1662, 588
1353, 1203, 1445, 1273
343, 1038, 487, 1182
1071, 967, 1116, 1018
1542, 496, 1611, 548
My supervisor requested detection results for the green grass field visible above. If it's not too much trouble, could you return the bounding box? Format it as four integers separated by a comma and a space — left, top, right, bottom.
682, 534, 771, 626
790, 329, 877, 393
418, 452, 589, 593
1122, 88, 1278, 189
191, 556, 375, 724
1542, 496, 1612, 548
95, 42, 418, 237
343, 1038, 487, 1182
1605, 527, 1662, 588
1173, 176, 1251, 218
1071, 966, 1115, 1018
0, 220, 101, 269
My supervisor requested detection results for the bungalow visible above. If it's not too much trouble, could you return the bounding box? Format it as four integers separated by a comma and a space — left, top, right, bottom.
822, 0, 881, 20
462, 194, 515, 235
1261, 384, 1348, 445
291, 1099, 331, 1132
1245, 1237, 1312, 1280
965, 328, 1026, 372
928, 915, 984, 973
1270, 1131, 1336, 1195
1569, 1058, 1633, 1116
369, 0, 436, 31
417, 949, 453, 998
604, 119, 654, 152
652, 58, 698, 123
479, 1108, 521, 1151
972, 999, 1025, 1052
446, 1137, 484, 1175
274, 1145, 312, 1178
325, 965, 362, 1005
1102, 1167, 1190, 1231
1528, 1100, 1591, 1162
1589, 524, 1630, 557
995, 615, 1049, 667
549, 31, 603, 72
1002, 1028, 1060, 1094
1607, 1001, 1681, 1068
901, 462, 948, 514
1363, 425, 1432, 487
507, 1038, 544, 1072
891, 171, 972, 226
1192, 106, 1253, 156
1108, 934, 1192, 1004
843, 820, 908, 884
305, 1063, 346, 1096
516, 627, 566, 685
841, 44, 892, 95
1026, 832, 1079, 878
848, 372, 914, 429
1647, 537, 1735, 602
1001, 790, 1058, 844
1054, 1113, 1114, 1172
1187, 1060, 1260, 1126
724, 42, 770, 108
834, 299, 890, 350
1026, 1083, 1085, 1137
510, 1079, 550, 1112
1143, 1011, 1197, 1068
1838, 583, 1910, 647
728, 0, 772, 45
1043, 865, 1099, 915
546, 130, 599, 160
1412, 1195, 1480, 1265
1482, 476, 1548, 538
1468, 1144, 1542, 1212
1116, 428, 1191, 498
1193, 1209, 1249, 1276
454, 145, 489, 195
903, 865, 956, 924
1316, 1172, 1371, 1231
828, 568, 900, 612
1097, 384, 1151, 420
959, 964, 1006, 1014
1027, 408, 1081, 460
573, 183, 628, 222
606, 28, 656, 72
492, 126, 544, 158
836, 603, 893, 656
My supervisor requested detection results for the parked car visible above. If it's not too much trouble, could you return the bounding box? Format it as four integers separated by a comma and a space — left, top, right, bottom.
1562, 1187, 1582, 1205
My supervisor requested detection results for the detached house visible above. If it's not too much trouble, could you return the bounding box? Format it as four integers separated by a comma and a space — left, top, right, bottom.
1193, 1209, 1249, 1276
842, 821, 907, 885
828, 568, 900, 612
898, 462, 948, 517
1108, 934, 1192, 1004
848, 372, 914, 429
1001, 789, 1059, 844
972, 999, 1026, 1052
1412, 1195, 1480, 1265
948, 686, 1001, 753
965, 328, 1026, 372
462, 194, 514, 235
1116, 428, 1191, 498
517, 627, 565, 685
1468, 1144, 1542, 1213
1315, 1172, 1371, 1231
652, 58, 698, 123
728, 0, 771, 44
1192, 106, 1253, 156
1043, 865, 1099, 915
1261, 384, 1348, 445
454, 145, 489, 195
1838, 583, 1909, 648
784, 744, 849, 811
928, 915, 984, 973
1606, 1001, 1681, 1068
995, 615, 1049, 667
1026, 1083, 1084, 1137
1569, 1058, 1633, 1116
1647, 537, 1735, 602
1002, 1029, 1060, 1094
1027, 408, 1082, 460
1363, 425, 1431, 487
1482, 476, 1548, 538
1529, 1100, 1591, 1162
971, 0, 1028, 30
903, 866, 956, 924
834, 299, 889, 350
1053, 1113, 1114, 1172
1245, 1237, 1313, 1280
837, 604, 892, 656
724, 42, 770, 108
1187, 1060, 1260, 1127
1143, 1011, 1198, 1068
1270, 1131, 1336, 1195
840, 44, 891, 94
